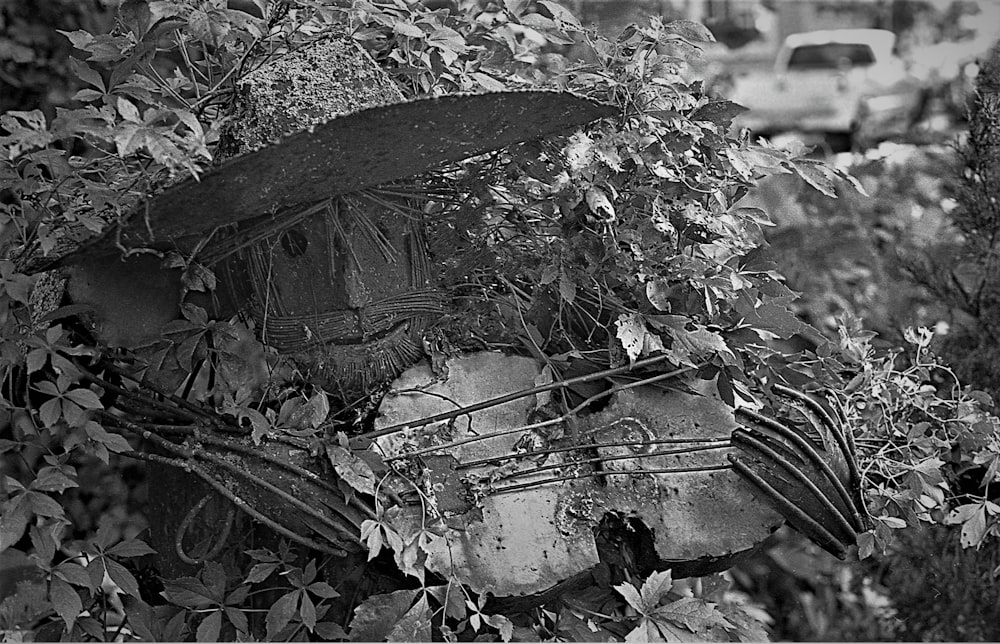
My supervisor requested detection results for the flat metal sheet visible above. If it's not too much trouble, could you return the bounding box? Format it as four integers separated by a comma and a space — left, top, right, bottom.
77, 90, 616, 255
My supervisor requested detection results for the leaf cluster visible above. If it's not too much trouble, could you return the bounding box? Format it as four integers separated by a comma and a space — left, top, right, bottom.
431, 15, 863, 409
614, 570, 767, 642
810, 315, 1000, 560
0, 1, 886, 641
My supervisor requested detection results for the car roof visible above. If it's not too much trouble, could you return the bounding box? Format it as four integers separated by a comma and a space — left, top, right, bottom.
784, 28, 896, 58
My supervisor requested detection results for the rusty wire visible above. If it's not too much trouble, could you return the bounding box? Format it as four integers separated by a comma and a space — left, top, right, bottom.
74, 341, 867, 562
175, 494, 237, 566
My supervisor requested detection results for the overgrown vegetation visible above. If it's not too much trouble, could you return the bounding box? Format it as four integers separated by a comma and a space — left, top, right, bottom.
2, 1, 999, 641
738, 41, 1000, 641
753, 47, 1000, 559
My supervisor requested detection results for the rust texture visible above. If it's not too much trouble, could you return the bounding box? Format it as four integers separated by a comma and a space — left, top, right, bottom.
218, 28, 405, 157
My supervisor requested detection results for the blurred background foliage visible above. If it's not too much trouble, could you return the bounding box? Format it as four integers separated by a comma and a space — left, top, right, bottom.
730, 32, 1000, 642
0, 0, 116, 115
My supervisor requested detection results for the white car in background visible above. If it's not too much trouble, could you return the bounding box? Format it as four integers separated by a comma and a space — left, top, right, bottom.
728, 28, 927, 151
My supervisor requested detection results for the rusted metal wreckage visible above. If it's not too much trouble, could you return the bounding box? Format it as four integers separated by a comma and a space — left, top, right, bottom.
37, 30, 870, 602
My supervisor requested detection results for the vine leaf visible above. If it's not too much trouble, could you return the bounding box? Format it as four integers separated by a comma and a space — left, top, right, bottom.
265, 592, 298, 640
359, 517, 403, 561
278, 390, 330, 431
393, 21, 424, 38
661, 19, 716, 44
196, 609, 223, 642
326, 445, 376, 496
383, 505, 440, 581
119, 0, 152, 38
244, 550, 280, 584
484, 613, 515, 642
224, 603, 248, 635
35, 375, 104, 427
503, 0, 529, 18
83, 421, 133, 463
0, 109, 54, 158
0, 494, 31, 552
648, 315, 735, 366
787, 158, 837, 198
387, 595, 432, 641
78, 526, 154, 601
538, 1, 583, 31
257, 560, 334, 638
615, 313, 664, 365
653, 597, 733, 636
49, 578, 83, 632
299, 593, 317, 632
426, 582, 467, 621
646, 279, 673, 311
315, 621, 349, 640
625, 620, 665, 643
736, 300, 813, 340
0, 260, 34, 303
2, 491, 63, 551
52, 560, 92, 590
689, 101, 747, 129
348, 588, 420, 642
617, 571, 736, 642
585, 186, 615, 220
716, 370, 735, 407
615, 569, 673, 616
106, 537, 155, 558
716, 603, 769, 643
87, 556, 139, 599
857, 530, 876, 559
31, 465, 79, 494
945, 501, 999, 548
161, 576, 216, 609
221, 398, 271, 444
559, 271, 577, 304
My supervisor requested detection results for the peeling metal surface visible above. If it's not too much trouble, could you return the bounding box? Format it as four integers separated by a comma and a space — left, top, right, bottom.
581, 387, 783, 563
373, 353, 601, 597
372, 352, 784, 598
68, 90, 617, 257
66, 254, 184, 348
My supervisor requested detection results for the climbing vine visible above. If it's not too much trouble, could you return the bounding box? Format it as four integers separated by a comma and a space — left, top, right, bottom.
3, 0, 999, 641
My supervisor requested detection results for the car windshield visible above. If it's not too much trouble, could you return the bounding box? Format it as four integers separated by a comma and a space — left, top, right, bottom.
787, 43, 876, 70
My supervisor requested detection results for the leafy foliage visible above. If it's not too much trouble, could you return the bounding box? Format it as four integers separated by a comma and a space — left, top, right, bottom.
750, 46, 1000, 559
900, 46, 1000, 403
722, 42, 1000, 641
613, 570, 766, 642
0, 2, 821, 641
755, 142, 952, 349
422, 15, 863, 408
7, 0, 991, 641
835, 318, 1000, 555
730, 529, 900, 641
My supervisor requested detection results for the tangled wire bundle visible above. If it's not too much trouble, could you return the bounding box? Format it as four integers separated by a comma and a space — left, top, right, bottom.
62, 342, 868, 600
